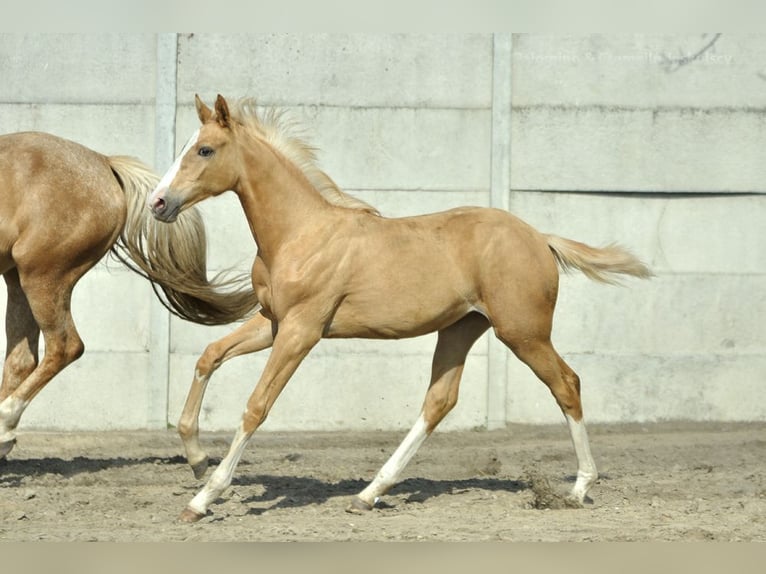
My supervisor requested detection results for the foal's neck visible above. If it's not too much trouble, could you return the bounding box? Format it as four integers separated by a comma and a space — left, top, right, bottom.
235, 136, 332, 261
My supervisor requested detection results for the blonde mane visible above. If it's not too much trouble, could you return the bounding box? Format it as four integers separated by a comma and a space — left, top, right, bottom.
227, 98, 380, 216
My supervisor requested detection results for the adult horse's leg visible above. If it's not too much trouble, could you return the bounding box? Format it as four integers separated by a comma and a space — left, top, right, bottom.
179, 317, 320, 522
0, 269, 40, 399
0, 270, 86, 457
349, 312, 490, 512
0, 270, 41, 458
178, 312, 274, 478
504, 336, 597, 504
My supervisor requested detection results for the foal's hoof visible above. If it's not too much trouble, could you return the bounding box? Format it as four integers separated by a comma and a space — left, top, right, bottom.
565, 494, 586, 509
190, 458, 209, 480
179, 506, 206, 523
0, 438, 17, 459
345, 497, 374, 514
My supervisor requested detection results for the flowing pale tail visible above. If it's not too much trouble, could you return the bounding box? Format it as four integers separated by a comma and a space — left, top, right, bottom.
546, 235, 653, 285
107, 156, 259, 325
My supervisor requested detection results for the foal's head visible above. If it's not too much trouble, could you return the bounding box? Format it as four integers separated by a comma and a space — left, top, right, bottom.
149, 94, 241, 222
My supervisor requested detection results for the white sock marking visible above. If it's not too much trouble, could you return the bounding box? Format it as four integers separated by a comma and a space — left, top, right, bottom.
0, 396, 29, 443
566, 414, 598, 503
358, 413, 430, 504
187, 421, 252, 515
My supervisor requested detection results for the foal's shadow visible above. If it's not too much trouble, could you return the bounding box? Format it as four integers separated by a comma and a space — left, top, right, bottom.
233, 473, 528, 516
2, 455, 567, 515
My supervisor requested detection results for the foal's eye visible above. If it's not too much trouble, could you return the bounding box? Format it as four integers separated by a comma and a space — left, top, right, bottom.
198, 146, 214, 158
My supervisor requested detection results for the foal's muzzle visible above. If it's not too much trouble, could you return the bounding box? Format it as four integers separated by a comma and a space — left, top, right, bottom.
148, 190, 182, 222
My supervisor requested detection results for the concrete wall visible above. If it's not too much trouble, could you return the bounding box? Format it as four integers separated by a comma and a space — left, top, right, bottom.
0, 33, 763, 433
507, 34, 766, 423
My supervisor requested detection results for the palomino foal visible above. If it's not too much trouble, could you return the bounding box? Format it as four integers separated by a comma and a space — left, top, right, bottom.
149, 95, 651, 522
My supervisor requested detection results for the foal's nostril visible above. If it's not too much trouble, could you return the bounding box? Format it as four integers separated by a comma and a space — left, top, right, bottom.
152, 197, 167, 213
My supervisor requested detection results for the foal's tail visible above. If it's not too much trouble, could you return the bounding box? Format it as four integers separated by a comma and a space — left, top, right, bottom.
106, 156, 259, 325
546, 235, 653, 285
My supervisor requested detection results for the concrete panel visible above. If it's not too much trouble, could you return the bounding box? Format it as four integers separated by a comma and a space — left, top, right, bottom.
556, 273, 765, 355
513, 34, 766, 108
506, 353, 766, 424
311, 106, 491, 191
511, 106, 766, 193
174, 104, 491, 192
510, 191, 766, 275
21, 352, 152, 430
177, 33, 492, 108
168, 349, 488, 432
0, 266, 150, 355
70, 266, 153, 353
0, 103, 156, 165
170, 319, 241, 355
190, 192, 257, 274
0, 33, 157, 104
352, 189, 490, 217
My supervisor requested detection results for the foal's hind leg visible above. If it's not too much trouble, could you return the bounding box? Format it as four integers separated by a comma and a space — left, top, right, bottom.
349, 313, 490, 512
178, 311, 274, 478
504, 336, 597, 505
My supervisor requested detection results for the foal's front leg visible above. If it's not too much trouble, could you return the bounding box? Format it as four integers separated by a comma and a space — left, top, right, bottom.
178, 312, 274, 478
179, 319, 320, 522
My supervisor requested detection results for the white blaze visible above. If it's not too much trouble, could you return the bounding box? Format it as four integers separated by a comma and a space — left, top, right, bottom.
148, 129, 200, 206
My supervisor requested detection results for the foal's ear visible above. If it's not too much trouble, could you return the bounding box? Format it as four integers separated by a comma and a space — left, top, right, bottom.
214, 94, 231, 128
195, 94, 213, 123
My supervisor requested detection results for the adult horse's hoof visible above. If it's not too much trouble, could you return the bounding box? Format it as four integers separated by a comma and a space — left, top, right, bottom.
0, 438, 17, 459
345, 497, 373, 514
179, 506, 206, 523
190, 458, 209, 480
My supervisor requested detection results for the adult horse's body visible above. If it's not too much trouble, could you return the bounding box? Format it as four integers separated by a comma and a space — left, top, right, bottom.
0, 131, 258, 458
149, 95, 652, 522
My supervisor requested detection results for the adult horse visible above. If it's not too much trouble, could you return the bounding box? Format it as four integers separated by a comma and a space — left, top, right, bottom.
0, 131, 259, 459
149, 95, 652, 522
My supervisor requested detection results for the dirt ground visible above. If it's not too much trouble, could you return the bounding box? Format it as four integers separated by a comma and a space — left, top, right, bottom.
1, 421, 765, 542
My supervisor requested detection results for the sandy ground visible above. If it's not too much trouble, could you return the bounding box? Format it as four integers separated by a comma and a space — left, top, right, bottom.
1, 421, 765, 542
